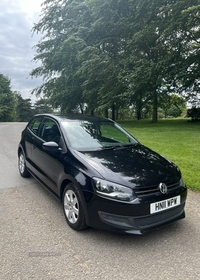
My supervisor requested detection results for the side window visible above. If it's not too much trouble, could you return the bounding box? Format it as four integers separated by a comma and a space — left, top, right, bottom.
28, 116, 43, 136
41, 119, 61, 144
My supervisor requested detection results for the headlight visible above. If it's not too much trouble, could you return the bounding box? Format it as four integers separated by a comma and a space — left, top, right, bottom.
180, 177, 186, 187
92, 178, 135, 202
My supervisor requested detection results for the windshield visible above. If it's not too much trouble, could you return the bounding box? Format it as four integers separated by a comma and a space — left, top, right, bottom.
61, 120, 138, 151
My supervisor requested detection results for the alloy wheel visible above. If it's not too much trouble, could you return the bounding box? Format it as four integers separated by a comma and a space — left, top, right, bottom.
19, 153, 25, 174
64, 189, 79, 224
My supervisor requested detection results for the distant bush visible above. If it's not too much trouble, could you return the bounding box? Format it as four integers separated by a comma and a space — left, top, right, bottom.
187, 107, 200, 121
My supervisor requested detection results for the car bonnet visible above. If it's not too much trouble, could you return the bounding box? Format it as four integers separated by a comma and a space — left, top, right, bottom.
74, 145, 181, 188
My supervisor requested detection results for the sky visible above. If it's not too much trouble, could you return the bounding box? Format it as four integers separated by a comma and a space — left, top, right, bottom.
0, 0, 44, 102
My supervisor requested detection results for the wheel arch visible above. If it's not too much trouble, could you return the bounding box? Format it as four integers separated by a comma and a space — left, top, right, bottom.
18, 146, 23, 156
18, 144, 26, 157
60, 177, 89, 224
60, 179, 72, 202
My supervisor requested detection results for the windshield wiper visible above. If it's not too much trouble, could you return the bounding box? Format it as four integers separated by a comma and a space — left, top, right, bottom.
102, 143, 139, 151
124, 143, 140, 147
115, 143, 140, 149
101, 145, 122, 150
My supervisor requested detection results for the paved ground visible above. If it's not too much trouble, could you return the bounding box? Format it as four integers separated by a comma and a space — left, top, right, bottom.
0, 123, 200, 280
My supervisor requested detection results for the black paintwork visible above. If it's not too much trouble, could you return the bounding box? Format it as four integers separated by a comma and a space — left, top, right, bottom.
18, 114, 187, 234
75, 146, 180, 188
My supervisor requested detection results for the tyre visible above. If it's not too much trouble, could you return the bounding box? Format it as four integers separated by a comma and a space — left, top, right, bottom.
63, 183, 87, 231
18, 151, 30, 178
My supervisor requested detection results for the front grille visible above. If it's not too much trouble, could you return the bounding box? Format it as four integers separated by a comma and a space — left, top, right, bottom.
134, 181, 180, 197
134, 204, 185, 228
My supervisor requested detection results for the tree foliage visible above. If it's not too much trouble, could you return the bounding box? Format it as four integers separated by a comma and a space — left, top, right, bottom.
15, 93, 34, 122
34, 98, 53, 114
0, 73, 16, 121
187, 107, 200, 121
160, 94, 187, 118
31, 0, 200, 121
0, 73, 55, 122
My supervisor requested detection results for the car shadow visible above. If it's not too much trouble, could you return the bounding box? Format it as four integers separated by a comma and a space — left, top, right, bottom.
22, 176, 188, 249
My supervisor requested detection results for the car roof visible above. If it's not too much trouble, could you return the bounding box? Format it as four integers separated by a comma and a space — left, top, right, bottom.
34, 113, 112, 123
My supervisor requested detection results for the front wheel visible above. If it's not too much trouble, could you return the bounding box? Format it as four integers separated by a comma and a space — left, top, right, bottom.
62, 183, 87, 231
18, 151, 30, 178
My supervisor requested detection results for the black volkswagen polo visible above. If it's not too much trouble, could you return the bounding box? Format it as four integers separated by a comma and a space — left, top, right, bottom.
18, 114, 187, 234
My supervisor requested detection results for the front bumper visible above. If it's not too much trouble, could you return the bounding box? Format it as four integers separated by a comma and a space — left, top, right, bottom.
84, 188, 187, 234
98, 204, 185, 234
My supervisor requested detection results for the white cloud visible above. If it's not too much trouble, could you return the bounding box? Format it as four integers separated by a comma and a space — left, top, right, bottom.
0, 0, 44, 102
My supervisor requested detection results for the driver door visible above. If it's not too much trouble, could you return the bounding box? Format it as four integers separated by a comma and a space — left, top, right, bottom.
32, 118, 62, 195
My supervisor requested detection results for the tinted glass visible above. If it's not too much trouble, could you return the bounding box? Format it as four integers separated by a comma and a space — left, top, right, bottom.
41, 118, 61, 144
28, 116, 43, 136
61, 120, 138, 150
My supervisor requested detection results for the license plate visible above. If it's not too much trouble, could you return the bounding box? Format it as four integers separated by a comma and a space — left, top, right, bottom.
150, 196, 181, 214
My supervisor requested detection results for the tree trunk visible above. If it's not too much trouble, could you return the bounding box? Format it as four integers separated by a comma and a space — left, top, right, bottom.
116, 108, 119, 120
136, 109, 141, 120
104, 109, 108, 118
111, 103, 115, 121
79, 104, 84, 114
152, 90, 158, 123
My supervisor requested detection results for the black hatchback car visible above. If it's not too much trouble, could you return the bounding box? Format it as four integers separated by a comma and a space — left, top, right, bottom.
18, 114, 187, 234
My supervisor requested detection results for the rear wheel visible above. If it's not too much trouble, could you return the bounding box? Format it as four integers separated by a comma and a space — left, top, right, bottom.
63, 183, 87, 231
18, 151, 30, 178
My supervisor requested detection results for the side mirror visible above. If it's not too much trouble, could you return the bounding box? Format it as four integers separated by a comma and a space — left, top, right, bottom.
42, 141, 62, 152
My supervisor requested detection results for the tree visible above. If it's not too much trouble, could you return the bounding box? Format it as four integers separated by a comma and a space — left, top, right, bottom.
0, 73, 16, 121
120, 0, 200, 122
31, 0, 92, 113
77, 0, 130, 117
33, 98, 53, 114
159, 1, 200, 107
31, 0, 200, 121
160, 94, 187, 118
187, 107, 200, 121
15, 93, 34, 121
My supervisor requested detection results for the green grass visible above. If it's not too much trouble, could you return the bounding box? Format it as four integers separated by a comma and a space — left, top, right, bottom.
118, 118, 200, 192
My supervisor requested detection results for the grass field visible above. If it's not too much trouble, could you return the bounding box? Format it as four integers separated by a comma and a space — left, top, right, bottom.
118, 118, 200, 192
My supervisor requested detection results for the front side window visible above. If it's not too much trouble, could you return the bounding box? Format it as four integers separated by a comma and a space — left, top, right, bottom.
28, 116, 43, 136
62, 120, 138, 150
41, 118, 61, 144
